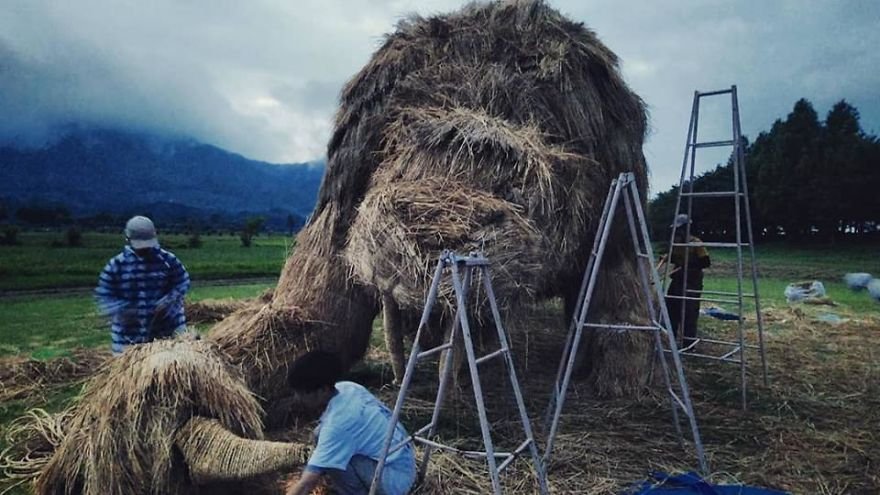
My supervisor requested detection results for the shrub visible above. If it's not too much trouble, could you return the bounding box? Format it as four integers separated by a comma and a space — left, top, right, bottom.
66, 227, 83, 247
188, 232, 203, 249
0, 225, 20, 246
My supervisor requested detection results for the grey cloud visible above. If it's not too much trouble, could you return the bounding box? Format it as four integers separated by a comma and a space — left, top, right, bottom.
0, 0, 878, 185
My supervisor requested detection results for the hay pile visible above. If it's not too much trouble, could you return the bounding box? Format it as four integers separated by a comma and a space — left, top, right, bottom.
185, 299, 252, 325
10, 339, 268, 494
0, 349, 107, 405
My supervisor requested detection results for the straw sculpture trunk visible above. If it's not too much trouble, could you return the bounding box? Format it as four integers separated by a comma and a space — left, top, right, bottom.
20, 2, 652, 493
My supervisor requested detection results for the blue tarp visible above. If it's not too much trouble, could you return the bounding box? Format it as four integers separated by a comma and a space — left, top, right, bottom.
627, 472, 789, 495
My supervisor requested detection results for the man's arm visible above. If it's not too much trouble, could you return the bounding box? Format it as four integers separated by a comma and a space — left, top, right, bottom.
694, 246, 711, 269
286, 469, 322, 495
165, 253, 191, 301
155, 253, 190, 314
95, 260, 126, 316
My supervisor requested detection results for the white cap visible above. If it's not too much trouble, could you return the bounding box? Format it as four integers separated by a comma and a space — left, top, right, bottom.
671, 213, 690, 228
125, 216, 159, 249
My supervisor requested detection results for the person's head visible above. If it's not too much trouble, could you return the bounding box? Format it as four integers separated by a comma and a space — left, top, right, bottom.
287, 350, 343, 415
671, 214, 690, 239
125, 216, 159, 256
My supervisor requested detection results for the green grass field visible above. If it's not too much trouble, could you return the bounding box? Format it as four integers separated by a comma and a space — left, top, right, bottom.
1, 240, 876, 360
0, 283, 273, 359
0, 232, 291, 291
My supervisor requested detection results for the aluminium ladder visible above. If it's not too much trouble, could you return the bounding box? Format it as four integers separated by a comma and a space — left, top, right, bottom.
664, 86, 768, 410
544, 172, 708, 474
370, 251, 549, 495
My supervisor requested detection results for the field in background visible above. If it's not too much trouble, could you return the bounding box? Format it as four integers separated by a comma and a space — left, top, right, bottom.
0, 283, 273, 359
0, 240, 877, 359
0, 232, 291, 291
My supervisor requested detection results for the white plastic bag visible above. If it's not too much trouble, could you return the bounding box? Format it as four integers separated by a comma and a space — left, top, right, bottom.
844, 273, 873, 291
784, 281, 826, 302
868, 279, 880, 302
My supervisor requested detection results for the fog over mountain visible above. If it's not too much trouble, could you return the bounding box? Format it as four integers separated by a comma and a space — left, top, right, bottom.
0, 126, 324, 229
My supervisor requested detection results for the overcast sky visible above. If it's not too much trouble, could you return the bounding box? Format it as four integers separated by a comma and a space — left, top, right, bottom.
1, 0, 878, 193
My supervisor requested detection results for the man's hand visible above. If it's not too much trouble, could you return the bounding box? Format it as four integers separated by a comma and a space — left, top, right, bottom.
286, 469, 322, 495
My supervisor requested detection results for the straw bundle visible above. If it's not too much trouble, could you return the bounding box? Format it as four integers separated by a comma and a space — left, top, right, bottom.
32, 339, 264, 495
175, 417, 309, 484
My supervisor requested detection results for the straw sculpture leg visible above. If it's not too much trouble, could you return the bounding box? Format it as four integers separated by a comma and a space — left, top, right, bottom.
382, 293, 407, 383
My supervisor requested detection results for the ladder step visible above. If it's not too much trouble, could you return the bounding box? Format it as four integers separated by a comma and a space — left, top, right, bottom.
668, 391, 687, 412
413, 436, 514, 459
691, 140, 734, 148
665, 294, 741, 305
581, 322, 660, 332
496, 439, 533, 473
719, 346, 742, 360
671, 241, 749, 248
697, 88, 733, 97
414, 423, 434, 436
700, 290, 756, 298
677, 350, 742, 364
637, 252, 650, 258
417, 343, 452, 359
475, 348, 506, 365
697, 337, 760, 350
679, 191, 741, 198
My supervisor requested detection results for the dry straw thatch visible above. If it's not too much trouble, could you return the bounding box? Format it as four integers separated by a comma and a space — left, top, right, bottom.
185, 299, 252, 325
11, 1, 658, 492
25, 339, 265, 494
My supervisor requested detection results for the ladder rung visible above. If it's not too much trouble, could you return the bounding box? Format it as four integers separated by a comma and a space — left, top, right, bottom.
719, 346, 742, 360
637, 252, 650, 258
669, 390, 687, 412
679, 191, 741, 198
389, 422, 434, 455
475, 348, 506, 365
417, 343, 452, 359
581, 322, 659, 332
414, 423, 434, 437
389, 436, 415, 456
496, 439, 532, 473
691, 140, 734, 148
699, 290, 756, 298
671, 241, 749, 248
665, 295, 741, 305
697, 88, 733, 97
697, 337, 760, 350
413, 436, 512, 459
677, 350, 742, 364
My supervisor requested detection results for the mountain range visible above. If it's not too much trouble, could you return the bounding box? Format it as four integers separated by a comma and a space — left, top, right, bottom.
0, 127, 325, 231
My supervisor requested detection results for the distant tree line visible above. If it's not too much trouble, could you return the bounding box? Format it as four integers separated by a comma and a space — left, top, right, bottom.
649, 98, 880, 242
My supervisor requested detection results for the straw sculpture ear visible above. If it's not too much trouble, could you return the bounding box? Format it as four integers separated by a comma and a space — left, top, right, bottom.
175, 416, 310, 484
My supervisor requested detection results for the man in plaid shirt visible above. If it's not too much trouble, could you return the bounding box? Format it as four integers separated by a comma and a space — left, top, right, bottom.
95, 216, 190, 355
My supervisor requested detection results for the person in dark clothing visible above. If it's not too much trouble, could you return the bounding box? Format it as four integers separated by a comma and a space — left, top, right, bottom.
660, 214, 711, 345
95, 216, 190, 355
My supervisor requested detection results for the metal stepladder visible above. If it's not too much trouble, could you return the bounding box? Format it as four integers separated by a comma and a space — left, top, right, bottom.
664, 86, 768, 410
544, 172, 708, 474
370, 251, 549, 495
